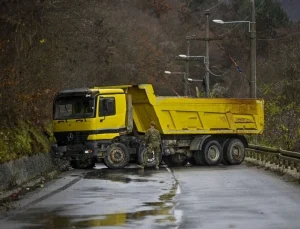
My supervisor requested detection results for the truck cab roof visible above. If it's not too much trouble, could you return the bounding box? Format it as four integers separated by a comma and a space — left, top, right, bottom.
56, 88, 125, 97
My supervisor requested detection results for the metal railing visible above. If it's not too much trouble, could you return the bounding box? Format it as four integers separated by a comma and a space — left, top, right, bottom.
246, 144, 300, 172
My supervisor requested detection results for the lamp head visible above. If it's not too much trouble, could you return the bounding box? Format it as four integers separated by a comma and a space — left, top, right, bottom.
213, 19, 224, 24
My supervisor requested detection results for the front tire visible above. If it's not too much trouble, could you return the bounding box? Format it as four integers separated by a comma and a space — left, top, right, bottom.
194, 150, 206, 166
70, 159, 95, 169
188, 155, 198, 166
104, 143, 130, 169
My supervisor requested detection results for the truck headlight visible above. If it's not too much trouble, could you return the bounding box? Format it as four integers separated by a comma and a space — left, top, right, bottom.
84, 149, 93, 154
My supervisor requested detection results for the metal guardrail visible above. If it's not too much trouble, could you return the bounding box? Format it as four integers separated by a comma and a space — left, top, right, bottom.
246, 144, 300, 172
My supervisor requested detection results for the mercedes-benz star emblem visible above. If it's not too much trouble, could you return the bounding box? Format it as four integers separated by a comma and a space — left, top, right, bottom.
67, 133, 74, 141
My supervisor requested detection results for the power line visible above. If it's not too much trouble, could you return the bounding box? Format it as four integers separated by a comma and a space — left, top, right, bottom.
205, 0, 224, 11
257, 31, 300, 41
204, 63, 232, 77
197, 0, 225, 32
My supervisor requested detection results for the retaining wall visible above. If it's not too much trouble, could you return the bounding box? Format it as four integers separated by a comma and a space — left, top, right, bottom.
0, 153, 58, 192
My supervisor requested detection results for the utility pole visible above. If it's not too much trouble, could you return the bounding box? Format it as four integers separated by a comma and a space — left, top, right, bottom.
176, 10, 221, 98
184, 40, 190, 96
250, 0, 256, 98
204, 10, 210, 98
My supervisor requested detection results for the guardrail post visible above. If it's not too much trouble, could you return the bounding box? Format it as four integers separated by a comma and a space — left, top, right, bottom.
270, 154, 274, 164
291, 161, 294, 170
275, 155, 279, 165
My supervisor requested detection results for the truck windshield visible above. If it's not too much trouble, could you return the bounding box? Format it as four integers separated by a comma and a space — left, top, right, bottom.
54, 96, 95, 119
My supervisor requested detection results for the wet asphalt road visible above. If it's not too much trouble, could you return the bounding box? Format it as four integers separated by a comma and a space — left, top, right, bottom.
2, 163, 300, 229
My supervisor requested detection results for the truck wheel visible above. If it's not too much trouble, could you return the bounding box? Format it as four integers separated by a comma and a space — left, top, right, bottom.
138, 148, 162, 167
70, 160, 79, 169
103, 159, 108, 167
168, 154, 188, 167
162, 156, 171, 166
202, 140, 222, 165
85, 161, 96, 169
223, 139, 245, 165
188, 156, 198, 166
194, 150, 206, 166
104, 143, 130, 169
221, 139, 230, 165
70, 160, 95, 169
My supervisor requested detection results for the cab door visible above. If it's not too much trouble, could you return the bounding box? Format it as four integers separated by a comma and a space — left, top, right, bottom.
96, 94, 126, 133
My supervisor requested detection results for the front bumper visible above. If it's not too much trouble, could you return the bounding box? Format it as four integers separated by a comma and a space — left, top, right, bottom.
52, 142, 98, 161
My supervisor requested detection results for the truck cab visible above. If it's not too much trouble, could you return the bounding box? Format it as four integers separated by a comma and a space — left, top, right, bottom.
52, 87, 136, 168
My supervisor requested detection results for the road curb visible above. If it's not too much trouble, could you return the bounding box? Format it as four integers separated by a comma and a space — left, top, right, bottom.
0, 169, 60, 204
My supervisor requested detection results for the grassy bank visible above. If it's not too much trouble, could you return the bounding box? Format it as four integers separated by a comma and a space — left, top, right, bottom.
0, 121, 55, 164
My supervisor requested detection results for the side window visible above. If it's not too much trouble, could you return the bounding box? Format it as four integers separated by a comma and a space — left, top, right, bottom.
99, 97, 116, 116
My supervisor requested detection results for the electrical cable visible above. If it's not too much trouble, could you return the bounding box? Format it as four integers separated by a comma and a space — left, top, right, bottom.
205, 0, 224, 11
171, 88, 180, 97
210, 1, 223, 16
197, 0, 225, 32
257, 31, 300, 41
204, 63, 233, 77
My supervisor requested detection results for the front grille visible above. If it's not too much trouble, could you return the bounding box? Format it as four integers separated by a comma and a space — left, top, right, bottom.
54, 132, 90, 145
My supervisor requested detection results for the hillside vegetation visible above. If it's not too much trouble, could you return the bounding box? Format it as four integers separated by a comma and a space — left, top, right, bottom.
0, 0, 299, 163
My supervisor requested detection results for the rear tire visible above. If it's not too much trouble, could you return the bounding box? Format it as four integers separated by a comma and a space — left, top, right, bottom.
194, 150, 206, 166
202, 140, 223, 166
104, 143, 130, 169
221, 139, 230, 165
223, 139, 245, 165
188, 154, 198, 166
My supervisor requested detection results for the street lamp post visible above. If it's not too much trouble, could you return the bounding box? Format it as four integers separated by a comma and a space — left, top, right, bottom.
213, 0, 256, 98
250, 0, 256, 98
213, 20, 252, 32
176, 54, 206, 96
165, 71, 204, 96
179, 54, 206, 60
205, 10, 210, 98
178, 54, 206, 96
187, 78, 203, 82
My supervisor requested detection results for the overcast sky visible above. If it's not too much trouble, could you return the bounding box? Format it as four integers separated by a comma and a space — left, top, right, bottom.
279, 0, 300, 21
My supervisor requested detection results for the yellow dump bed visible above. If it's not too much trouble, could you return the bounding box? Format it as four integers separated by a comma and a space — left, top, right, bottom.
97, 84, 264, 135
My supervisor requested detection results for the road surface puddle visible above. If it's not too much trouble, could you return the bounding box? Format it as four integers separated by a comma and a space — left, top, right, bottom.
10, 179, 181, 228
84, 168, 155, 183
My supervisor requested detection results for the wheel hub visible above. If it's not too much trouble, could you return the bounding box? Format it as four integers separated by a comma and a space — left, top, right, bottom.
147, 152, 155, 163
208, 145, 220, 162
232, 146, 242, 160
110, 148, 125, 163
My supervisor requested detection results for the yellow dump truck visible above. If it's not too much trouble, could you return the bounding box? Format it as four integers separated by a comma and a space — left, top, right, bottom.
52, 84, 264, 169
